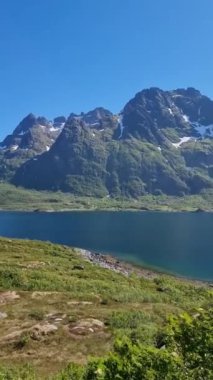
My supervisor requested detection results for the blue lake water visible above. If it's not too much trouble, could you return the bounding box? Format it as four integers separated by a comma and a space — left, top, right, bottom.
0, 211, 212, 281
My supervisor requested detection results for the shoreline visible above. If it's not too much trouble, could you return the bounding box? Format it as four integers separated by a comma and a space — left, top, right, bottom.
78, 249, 211, 286
0, 207, 212, 213
79, 248, 158, 279
0, 235, 211, 285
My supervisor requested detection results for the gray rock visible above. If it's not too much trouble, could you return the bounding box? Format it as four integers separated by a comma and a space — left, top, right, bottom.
0, 312, 7, 319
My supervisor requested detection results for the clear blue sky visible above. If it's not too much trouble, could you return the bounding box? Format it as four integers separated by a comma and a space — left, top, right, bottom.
1, 0, 213, 138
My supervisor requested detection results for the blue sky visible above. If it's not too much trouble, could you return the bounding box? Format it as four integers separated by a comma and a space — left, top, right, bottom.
0, 0, 213, 138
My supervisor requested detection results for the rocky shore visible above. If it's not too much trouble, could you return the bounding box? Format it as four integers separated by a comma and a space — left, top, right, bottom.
79, 249, 212, 286
79, 249, 158, 280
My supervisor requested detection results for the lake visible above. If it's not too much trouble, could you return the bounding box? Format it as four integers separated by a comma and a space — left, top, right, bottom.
0, 211, 212, 281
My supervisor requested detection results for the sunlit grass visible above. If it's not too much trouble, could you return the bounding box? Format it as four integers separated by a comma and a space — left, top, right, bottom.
0, 238, 211, 378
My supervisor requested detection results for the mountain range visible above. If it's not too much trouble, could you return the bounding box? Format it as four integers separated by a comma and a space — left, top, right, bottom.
1, 87, 213, 197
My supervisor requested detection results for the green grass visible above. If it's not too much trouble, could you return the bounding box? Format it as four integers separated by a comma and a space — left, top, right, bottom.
0, 182, 213, 211
0, 238, 212, 379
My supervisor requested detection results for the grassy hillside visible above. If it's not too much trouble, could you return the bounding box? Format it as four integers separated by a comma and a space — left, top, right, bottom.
0, 238, 212, 379
0, 182, 213, 211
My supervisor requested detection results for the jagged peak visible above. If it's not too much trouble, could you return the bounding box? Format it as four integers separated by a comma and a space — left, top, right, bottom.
172, 87, 201, 98
87, 106, 112, 114
66, 114, 84, 126
53, 116, 66, 124
131, 87, 203, 101
12, 113, 51, 136
13, 113, 38, 136
68, 107, 112, 120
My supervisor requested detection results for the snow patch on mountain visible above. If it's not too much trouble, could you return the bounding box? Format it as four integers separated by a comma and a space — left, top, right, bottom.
10, 145, 19, 151
39, 125, 47, 130
49, 126, 62, 132
172, 137, 192, 148
172, 94, 183, 98
50, 122, 65, 132
118, 115, 125, 139
90, 122, 100, 126
18, 130, 27, 136
182, 114, 189, 122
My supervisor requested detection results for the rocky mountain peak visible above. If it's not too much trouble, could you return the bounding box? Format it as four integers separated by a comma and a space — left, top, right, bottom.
83, 107, 112, 123
0, 113, 67, 180
1, 113, 67, 151
53, 116, 66, 124
65, 115, 85, 130
119, 87, 213, 143
171, 88, 213, 126
121, 88, 180, 143
66, 107, 115, 131
173, 87, 201, 98
1, 86, 213, 197
13, 113, 38, 136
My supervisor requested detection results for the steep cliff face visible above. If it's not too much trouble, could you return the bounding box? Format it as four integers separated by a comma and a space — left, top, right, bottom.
1, 87, 213, 197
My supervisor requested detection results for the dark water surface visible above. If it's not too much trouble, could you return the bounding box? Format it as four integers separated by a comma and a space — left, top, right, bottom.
0, 211, 212, 281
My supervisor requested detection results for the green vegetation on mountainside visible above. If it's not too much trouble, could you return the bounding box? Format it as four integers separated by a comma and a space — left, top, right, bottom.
2, 88, 213, 199
12, 123, 213, 198
0, 238, 212, 379
9, 87, 213, 197
0, 183, 213, 211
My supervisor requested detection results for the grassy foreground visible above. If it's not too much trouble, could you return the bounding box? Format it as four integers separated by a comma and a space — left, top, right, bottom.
0, 182, 213, 211
0, 238, 212, 379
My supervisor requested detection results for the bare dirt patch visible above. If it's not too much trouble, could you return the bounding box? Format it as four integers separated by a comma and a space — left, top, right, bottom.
31, 291, 58, 299
67, 301, 93, 306
0, 312, 7, 320
0, 291, 20, 304
20, 261, 46, 269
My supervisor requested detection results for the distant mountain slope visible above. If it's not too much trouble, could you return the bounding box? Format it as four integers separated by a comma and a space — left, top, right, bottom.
1, 87, 213, 196
0, 113, 66, 180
